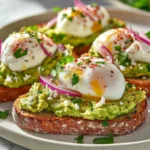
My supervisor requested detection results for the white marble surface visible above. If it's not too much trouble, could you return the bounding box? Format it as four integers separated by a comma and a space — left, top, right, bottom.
0, 0, 110, 149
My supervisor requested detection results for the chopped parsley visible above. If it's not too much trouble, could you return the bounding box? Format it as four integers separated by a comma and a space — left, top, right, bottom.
62, 13, 68, 20
74, 135, 84, 143
37, 90, 42, 94
146, 64, 150, 72
71, 73, 79, 85
91, 3, 98, 7
24, 25, 38, 32
52, 7, 62, 13
88, 101, 93, 111
93, 133, 114, 144
28, 32, 42, 43
85, 58, 91, 63
52, 33, 66, 43
71, 98, 82, 105
14, 48, 28, 59
114, 45, 121, 51
102, 118, 109, 127
117, 52, 131, 66
145, 31, 150, 39
80, 13, 85, 18
96, 61, 106, 65
0, 110, 9, 119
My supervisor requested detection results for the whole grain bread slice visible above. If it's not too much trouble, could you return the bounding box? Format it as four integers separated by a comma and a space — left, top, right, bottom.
13, 95, 147, 135
0, 86, 31, 102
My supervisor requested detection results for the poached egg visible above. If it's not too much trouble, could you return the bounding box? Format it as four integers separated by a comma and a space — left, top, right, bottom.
92, 28, 150, 65
56, 5, 110, 37
1, 32, 58, 72
57, 57, 125, 100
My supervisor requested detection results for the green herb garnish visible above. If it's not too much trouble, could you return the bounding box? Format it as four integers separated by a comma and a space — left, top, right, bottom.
102, 118, 109, 127
0, 110, 9, 119
145, 31, 150, 39
62, 13, 68, 20
52, 33, 66, 43
71, 73, 79, 85
71, 98, 82, 105
93, 133, 114, 144
14, 48, 28, 59
74, 135, 84, 143
52, 7, 62, 13
114, 45, 121, 51
37, 90, 42, 94
96, 61, 106, 65
117, 52, 131, 66
146, 64, 150, 72
91, 3, 98, 7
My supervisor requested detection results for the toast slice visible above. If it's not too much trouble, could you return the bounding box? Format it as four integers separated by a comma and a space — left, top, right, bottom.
13, 95, 147, 135
126, 78, 150, 96
0, 86, 30, 102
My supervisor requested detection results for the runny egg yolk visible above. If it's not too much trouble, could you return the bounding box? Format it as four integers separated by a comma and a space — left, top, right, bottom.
92, 22, 102, 33
90, 80, 103, 97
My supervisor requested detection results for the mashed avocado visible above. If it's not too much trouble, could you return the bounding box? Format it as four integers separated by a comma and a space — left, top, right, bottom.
23, 18, 126, 47
20, 83, 146, 120
0, 51, 66, 88
90, 47, 150, 78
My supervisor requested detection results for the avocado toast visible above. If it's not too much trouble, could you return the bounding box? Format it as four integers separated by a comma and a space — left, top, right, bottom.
0, 31, 72, 102
13, 57, 147, 135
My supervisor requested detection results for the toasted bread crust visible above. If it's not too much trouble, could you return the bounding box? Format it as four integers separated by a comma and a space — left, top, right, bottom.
0, 86, 31, 102
13, 95, 147, 135
126, 78, 150, 96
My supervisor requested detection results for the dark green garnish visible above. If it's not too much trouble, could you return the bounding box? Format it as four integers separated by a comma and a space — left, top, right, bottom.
71, 73, 79, 85
52, 7, 62, 13
146, 64, 150, 72
28, 32, 42, 43
72, 7, 76, 12
77, 62, 83, 66
102, 118, 109, 127
127, 82, 133, 88
68, 17, 73, 21
80, 13, 85, 18
0, 110, 9, 119
52, 33, 66, 43
71, 98, 82, 105
62, 13, 68, 20
114, 45, 121, 51
74, 135, 84, 143
85, 58, 91, 63
14, 48, 28, 59
145, 31, 150, 39
37, 90, 42, 94
117, 52, 131, 66
96, 61, 106, 65
93, 133, 114, 144
88, 101, 93, 111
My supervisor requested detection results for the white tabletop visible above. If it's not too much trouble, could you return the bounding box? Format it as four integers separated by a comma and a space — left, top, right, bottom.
0, 0, 111, 149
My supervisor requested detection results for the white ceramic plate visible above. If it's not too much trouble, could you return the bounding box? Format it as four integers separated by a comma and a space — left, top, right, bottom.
0, 9, 150, 150
108, 0, 150, 17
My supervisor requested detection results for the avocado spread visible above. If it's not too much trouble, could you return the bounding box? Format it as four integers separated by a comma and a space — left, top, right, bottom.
23, 18, 126, 47
0, 51, 67, 88
20, 83, 146, 120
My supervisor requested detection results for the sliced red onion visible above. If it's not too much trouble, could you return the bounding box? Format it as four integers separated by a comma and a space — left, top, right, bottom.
99, 45, 113, 63
126, 28, 150, 46
0, 40, 2, 55
57, 44, 66, 52
40, 43, 52, 57
40, 76, 82, 97
74, 0, 97, 21
46, 17, 57, 28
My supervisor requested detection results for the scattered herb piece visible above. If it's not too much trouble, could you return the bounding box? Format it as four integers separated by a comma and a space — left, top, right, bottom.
52, 33, 66, 43
37, 90, 42, 94
80, 13, 85, 18
85, 58, 91, 63
145, 31, 150, 39
96, 61, 106, 65
71, 73, 79, 85
52, 7, 62, 13
146, 64, 150, 72
72, 7, 76, 12
0, 110, 9, 119
62, 13, 68, 20
14, 48, 28, 59
93, 133, 114, 144
117, 52, 131, 66
68, 17, 73, 21
88, 101, 93, 111
127, 82, 133, 88
71, 98, 82, 105
102, 118, 109, 127
28, 32, 42, 43
74, 135, 84, 143
114, 45, 121, 51
91, 3, 98, 7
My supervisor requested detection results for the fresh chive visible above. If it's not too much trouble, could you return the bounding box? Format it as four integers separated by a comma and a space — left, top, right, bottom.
102, 118, 109, 127
145, 31, 150, 39
71, 98, 82, 105
14, 48, 28, 59
71, 73, 79, 85
96, 61, 106, 65
52, 7, 62, 13
93, 133, 114, 144
74, 135, 84, 143
114, 45, 121, 51
0, 110, 9, 119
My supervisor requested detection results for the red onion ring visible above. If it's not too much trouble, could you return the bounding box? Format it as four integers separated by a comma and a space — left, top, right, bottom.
40, 76, 82, 97
99, 45, 113, 63
126, 28, 150, 46
0, 40, 2, 55
46, 17, 57, 28
40, 43, 52, 57
74, 0, 97, 21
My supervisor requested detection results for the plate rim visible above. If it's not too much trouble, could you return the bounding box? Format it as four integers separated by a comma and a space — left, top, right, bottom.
0, 8, 150, 148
